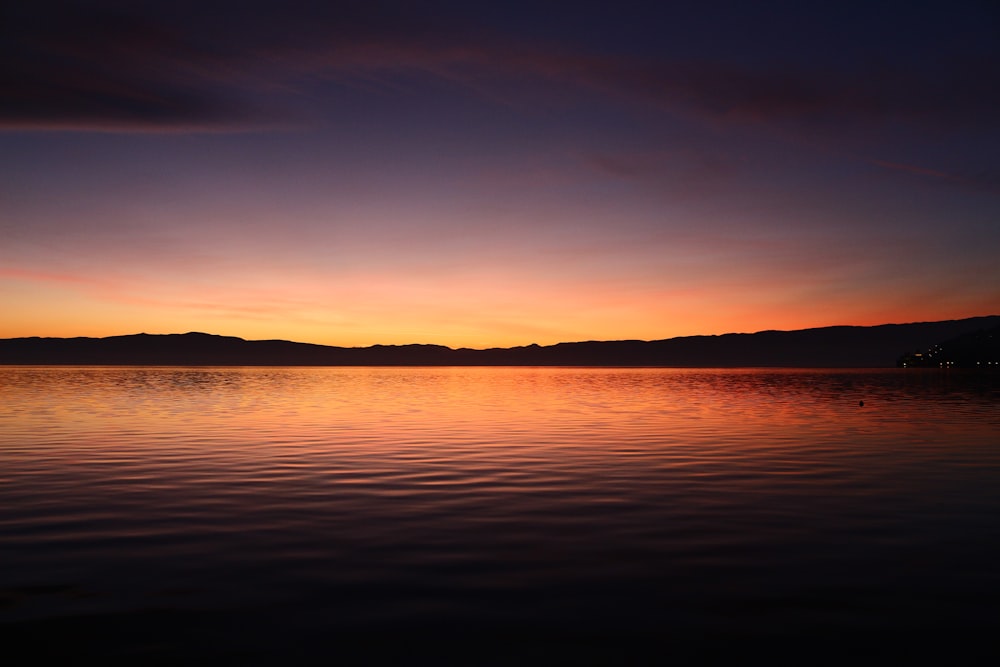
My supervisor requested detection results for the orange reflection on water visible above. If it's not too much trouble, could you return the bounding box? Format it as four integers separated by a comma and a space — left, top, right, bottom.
3, 367, 997, 487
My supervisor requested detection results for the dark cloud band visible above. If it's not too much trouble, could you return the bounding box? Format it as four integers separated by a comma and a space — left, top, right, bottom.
4, 1, 998, 133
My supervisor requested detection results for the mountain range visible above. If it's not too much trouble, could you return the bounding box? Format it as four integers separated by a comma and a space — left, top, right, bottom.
2, 316, 998, 367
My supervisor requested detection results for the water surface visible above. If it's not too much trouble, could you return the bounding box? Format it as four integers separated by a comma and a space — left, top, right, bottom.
2, 367, 998, 662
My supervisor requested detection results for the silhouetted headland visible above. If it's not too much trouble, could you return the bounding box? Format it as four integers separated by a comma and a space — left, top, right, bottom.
897, 323, 1000, 368
3, 316, 999, 367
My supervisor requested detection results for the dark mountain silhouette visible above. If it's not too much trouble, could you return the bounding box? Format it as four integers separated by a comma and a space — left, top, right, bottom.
2, 316, 998, 367
897, 324, 1000, 368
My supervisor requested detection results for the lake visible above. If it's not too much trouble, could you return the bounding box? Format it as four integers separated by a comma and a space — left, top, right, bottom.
2, 367, 998, 663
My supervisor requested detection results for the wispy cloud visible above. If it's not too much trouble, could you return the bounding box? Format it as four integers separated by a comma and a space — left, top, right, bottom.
869, 159, 957, 180
0, 267, 115, 288
6, 2, 998, 134
869, 158, 1000, 194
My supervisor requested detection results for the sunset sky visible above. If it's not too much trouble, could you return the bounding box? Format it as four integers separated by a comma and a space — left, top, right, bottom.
3, 0, 998, 348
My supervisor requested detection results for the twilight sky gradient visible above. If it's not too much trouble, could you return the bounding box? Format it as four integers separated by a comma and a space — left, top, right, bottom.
3, 0, 999, 347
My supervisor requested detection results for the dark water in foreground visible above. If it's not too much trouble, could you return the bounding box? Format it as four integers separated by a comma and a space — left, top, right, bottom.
2, 367, 999, 663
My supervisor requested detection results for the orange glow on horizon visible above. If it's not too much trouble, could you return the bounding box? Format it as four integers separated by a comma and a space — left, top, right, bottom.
2, 266, 997, 349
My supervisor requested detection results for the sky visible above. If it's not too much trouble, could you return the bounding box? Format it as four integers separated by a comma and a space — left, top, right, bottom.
2, 0, 999, 348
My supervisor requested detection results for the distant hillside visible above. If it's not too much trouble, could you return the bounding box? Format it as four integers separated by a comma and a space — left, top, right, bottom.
897, 324, 1000, 368
2, 316, 999, 367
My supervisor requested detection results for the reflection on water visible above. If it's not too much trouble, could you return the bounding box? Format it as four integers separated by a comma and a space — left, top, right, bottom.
1, 367, 999, 662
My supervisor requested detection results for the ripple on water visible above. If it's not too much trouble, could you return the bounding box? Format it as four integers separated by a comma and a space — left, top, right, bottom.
1, 367, 999, 660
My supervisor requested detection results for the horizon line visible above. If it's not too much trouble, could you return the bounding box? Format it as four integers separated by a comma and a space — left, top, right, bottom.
6, 314, 999, 351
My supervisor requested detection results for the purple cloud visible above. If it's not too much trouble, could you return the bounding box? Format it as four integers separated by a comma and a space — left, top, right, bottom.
4, 1, 998, 135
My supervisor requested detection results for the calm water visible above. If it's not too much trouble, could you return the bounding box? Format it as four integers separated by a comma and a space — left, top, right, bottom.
2, 367, 999, 663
